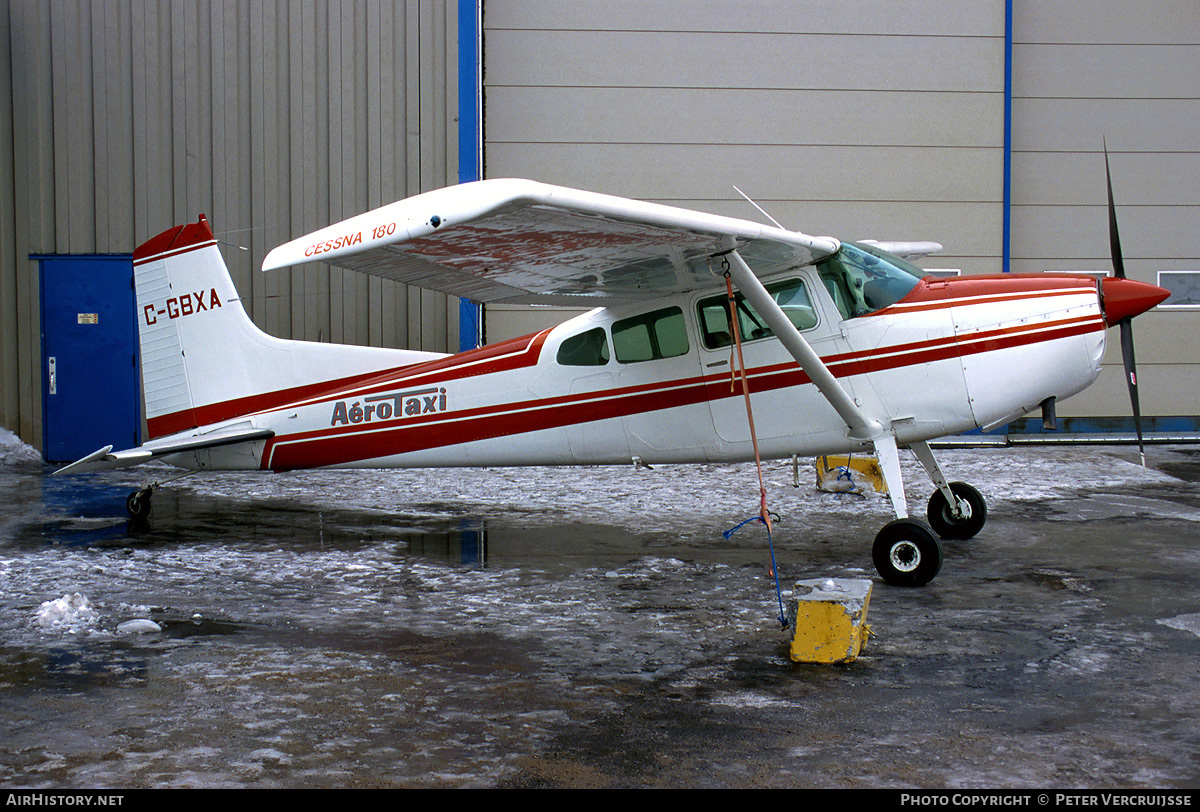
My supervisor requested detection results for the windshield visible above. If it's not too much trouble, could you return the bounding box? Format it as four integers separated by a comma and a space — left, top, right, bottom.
817, 242, 925, 318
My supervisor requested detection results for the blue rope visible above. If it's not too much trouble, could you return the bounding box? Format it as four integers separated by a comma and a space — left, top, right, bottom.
724, 516, 789, 629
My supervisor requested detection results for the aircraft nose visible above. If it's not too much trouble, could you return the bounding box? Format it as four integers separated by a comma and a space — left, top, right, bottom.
1101, 277, 1170, 326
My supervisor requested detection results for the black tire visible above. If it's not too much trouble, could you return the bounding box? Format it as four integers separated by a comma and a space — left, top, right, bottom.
872, 518, 943, 587
126, 490, 152, 521
927, 481, 987, 540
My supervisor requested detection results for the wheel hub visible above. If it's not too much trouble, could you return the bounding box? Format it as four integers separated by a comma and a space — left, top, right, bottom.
944, 500, 972, 522
889, 540, 921, 573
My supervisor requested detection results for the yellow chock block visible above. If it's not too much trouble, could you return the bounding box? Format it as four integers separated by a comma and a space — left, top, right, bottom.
816, 454, 887, 495
789, 578, 874, 664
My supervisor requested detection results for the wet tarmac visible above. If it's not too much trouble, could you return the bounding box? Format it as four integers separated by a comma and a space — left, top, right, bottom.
2, 441, 1200, 788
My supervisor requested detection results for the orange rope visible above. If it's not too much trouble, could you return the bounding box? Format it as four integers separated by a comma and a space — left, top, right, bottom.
724, 272, 773, 535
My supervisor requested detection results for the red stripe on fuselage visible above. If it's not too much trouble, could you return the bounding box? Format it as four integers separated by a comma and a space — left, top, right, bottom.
260, 311, 1105, 471
147, 329, 553, 438
148, 367, 424, 438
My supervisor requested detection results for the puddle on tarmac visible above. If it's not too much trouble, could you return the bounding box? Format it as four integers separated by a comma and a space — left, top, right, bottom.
4, 453, 1200, 787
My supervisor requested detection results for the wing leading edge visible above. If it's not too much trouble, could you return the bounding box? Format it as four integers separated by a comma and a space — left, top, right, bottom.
261, 179, 841, 305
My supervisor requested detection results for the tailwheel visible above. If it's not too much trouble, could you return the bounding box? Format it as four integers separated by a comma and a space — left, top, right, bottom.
872, 518, 942, 587
125, 488, 153, 521
927, 481, 987, 540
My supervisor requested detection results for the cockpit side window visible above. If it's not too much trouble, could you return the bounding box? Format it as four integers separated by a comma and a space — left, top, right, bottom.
696, 278, 818, 350
556, 326, 611, 366
817, 242, 923, 318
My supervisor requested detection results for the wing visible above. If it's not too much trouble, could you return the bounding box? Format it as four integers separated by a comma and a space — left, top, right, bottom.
261, 179, 841, 305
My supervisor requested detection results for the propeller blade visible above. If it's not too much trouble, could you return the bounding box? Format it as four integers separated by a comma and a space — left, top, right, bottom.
1119, 318, 1146, 466
1105, 141, 1149, 465
1104, 140, 1127, 280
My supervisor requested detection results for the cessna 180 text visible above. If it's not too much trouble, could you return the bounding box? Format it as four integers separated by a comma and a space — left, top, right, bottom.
56, 177, 1169, 586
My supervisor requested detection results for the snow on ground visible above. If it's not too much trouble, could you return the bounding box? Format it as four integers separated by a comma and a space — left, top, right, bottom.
0, 436, 1189, 655
1, 440, 1185, 651
160, 444, 1182, 524
0, 427, 41, 467
2, 436, 1198, 788
33, 592, 100, 633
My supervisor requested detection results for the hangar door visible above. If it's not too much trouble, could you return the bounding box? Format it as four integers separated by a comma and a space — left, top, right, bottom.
38, 255, 140, 462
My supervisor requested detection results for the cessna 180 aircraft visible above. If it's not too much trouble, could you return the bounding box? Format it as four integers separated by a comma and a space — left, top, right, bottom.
56, 173, 1169, 587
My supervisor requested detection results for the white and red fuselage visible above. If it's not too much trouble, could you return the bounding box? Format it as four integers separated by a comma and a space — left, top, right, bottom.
132, 220, 1134, 475
263, 278, 1113, 472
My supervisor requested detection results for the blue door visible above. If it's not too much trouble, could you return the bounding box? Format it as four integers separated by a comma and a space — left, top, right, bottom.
39, 255, 140, 462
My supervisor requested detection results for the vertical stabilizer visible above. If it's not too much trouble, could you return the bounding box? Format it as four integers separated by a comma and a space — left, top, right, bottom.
133, 216, 446, 440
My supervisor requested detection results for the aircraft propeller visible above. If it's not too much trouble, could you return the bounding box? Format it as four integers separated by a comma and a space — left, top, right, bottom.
1103, 142, 1156, 466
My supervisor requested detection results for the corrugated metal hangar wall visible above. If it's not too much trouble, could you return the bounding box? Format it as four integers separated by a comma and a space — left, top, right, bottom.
483, 0, 1200, 424
0, 0, 462, 450
1009, 3, 1199, 419
2, 0, 1197, 452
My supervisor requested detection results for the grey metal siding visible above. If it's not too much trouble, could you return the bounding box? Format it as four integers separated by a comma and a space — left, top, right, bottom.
1010, 0, 1200, 417
484, 0, 1199, 423
483, 1, 1006, 278
0, 0, 461, 449
482, 0, 1005, 340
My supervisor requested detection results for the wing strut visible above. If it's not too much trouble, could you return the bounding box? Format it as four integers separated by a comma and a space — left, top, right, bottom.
723, 248, 914, 519
722, 249, 883, 442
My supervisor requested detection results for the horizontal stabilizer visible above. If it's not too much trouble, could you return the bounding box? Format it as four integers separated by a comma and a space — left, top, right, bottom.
53, 428, 275, 476
53, 444, 119, 475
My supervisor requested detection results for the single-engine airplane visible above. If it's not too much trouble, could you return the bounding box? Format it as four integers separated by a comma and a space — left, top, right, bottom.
56, 174, 1169, 586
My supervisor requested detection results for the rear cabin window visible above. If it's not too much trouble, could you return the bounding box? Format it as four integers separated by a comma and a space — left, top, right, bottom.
556, 327, 610, 366
696, 278, 817, 350
612, 306, 689, 363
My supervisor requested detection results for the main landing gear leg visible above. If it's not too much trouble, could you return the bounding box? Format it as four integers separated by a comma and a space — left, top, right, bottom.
721, 249, 943, 586
871, 435, 942, 587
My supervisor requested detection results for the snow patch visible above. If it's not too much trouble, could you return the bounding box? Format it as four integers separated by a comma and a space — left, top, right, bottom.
1158, 613, 1200, 637
117, 618, 163, 635
0, 427, 41, 468
35, 592, 100, 633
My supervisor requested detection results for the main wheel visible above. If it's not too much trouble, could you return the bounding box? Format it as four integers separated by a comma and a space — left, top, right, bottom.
872, 518, 942, 587
927, 481, 986, 540
126, 489, 152, 521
